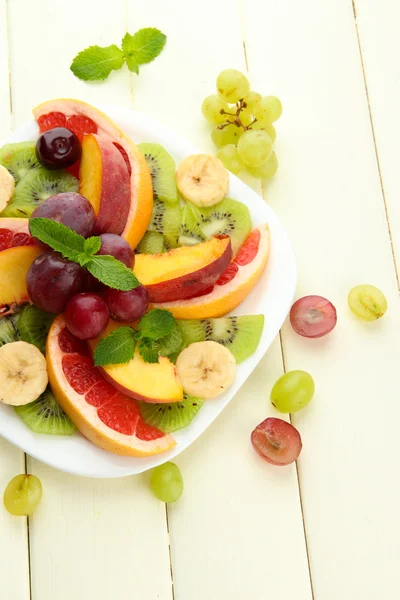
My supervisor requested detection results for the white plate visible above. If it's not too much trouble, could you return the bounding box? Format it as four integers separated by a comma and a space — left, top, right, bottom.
0, 106, 296, 478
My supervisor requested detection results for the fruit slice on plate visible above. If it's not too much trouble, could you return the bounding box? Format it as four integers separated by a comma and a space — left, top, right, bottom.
0, 245, 42, 311
134, 235, 232, 302
0, 218, 37, 250
152, 224, 270, 318
0, 142, 40, 183
88, 320, 184, 404
176, 314, 264, 363
33, 99, 153, 248
47, 316, 175, 456
79, 134, 130, 235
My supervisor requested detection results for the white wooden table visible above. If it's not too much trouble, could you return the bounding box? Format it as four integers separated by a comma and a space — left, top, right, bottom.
1, 0, 400, 598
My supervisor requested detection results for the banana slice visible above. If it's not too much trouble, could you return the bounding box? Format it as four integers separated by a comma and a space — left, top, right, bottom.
176, 341, 236, 399
176, 154, 229, 207
0, 341, 48, 406
0, 165, 15, 212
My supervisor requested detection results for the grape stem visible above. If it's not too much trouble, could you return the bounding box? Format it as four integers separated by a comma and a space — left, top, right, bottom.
217, 98, 258, 131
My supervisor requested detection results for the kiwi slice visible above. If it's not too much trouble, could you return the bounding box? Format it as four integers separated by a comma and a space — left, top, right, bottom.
0, 315, 20, 346
180, 198, 252, 256
179, 204, 206, 246
140, 393, 203, 433
136, 231, 165, 254
0, 142, 40, 183
2, 166, 79, 218
138, 143, 178, 203
15, 387, 76, 435
18, 305, 55, 354
148, 199, 181, 248
177, 315, 265, 363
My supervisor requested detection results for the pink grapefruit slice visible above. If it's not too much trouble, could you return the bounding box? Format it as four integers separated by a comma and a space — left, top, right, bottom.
152, 224, 270, 319
46, 316, 176, 457
32, 99, 153, 249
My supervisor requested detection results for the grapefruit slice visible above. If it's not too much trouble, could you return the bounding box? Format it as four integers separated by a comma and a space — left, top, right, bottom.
0, 218, 37, 251
152, 224, 270, 319
32, 99, 153, 249
46, 316, 176, 457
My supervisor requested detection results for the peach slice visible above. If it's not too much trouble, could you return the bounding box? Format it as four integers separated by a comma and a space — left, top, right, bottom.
88, 321, 184, 404
0, 246, 42, 309
134, 236, 232, 303
79, 134, 131, 235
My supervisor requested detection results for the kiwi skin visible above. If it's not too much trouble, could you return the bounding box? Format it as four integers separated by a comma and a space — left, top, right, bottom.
140, 394, 203, 433
0, 315, 20, 347
177, 315, 265, 364
15, 388, 76, 436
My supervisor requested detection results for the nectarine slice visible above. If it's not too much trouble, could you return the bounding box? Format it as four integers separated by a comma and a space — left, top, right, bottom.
0, 246, 42, 307
134, 235, 232, 302
79, 134, 131, 235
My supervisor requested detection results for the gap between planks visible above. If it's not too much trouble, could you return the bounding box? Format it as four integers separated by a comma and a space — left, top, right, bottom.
351, 0, 400, 290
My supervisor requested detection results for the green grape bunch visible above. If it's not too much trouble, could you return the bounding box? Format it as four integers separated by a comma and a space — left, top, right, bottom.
202, 69, 282, 180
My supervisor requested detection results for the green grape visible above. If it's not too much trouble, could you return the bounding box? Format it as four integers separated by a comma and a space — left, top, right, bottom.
271, 371, 315, 413
251, 120, 276, 143
202, 95, 230, 125
348, 285, 388, 321
239, 107, 254, 127
237, 130, 272, 167
243, 91, 261, 111
211, 124, 243, 147
216, 69, 250, 103
254, 96, 283, 123
150, 462, 184, 503
247, 152, 278, 179
216, 144, 244, 175
4, 474, 42, 516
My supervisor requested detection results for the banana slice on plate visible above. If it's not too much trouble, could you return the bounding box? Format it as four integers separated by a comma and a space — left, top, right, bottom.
0, 341, 48, 406
176, 341, 236, 399
0, 165, 15, 212
176, 154, 229, 207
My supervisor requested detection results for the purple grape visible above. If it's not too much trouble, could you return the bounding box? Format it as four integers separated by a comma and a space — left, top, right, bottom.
27, 251, 87, 313
98, 233, 134, 269
30, 192, 95, 238
104, 285, 149, 323
65, 293, 109, 340
36, 127, 81, 170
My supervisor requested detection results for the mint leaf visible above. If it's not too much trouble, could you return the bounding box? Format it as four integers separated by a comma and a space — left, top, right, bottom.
84, 236, 101, 256
157, 325, 184, 357
138, 309, 175, 340
29, 218, 84, 261
138, 338, 159, 363
86, 255, 140, 291
94, 327, 137, 366
122, 29, 166, 69
70, 45, 125, 81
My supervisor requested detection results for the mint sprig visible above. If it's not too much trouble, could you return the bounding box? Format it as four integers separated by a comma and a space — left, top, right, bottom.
29, 218, 140, 291
71, 28, 166, 81
93, 309, 178, 366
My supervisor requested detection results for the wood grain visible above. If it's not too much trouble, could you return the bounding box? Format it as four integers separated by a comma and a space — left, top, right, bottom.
244, 0, 400, 598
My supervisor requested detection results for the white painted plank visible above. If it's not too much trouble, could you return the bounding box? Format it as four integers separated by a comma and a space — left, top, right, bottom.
244, 0, 400, 598
126, 2, 312, 599
7, 1, 172, 598
0, 2, 30, 598
353, 0, 400, 278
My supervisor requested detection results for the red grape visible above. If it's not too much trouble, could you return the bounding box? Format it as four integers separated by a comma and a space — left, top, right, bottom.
36, 127, 81, 170
31, 192, 95, 238
104, 285, 149, 323
65, 293, 109, 340
251, 417, 302, 466
27, 252, 87, 313
290, 295, 337, 338
98, 234, 134, 269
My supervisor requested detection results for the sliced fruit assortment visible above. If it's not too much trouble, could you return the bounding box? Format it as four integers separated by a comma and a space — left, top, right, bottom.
47, 316, 175, 456
152, 224, 270, 318
33, 98, 153, 248
202, 69, 282, 180
0, 99, 270, 460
